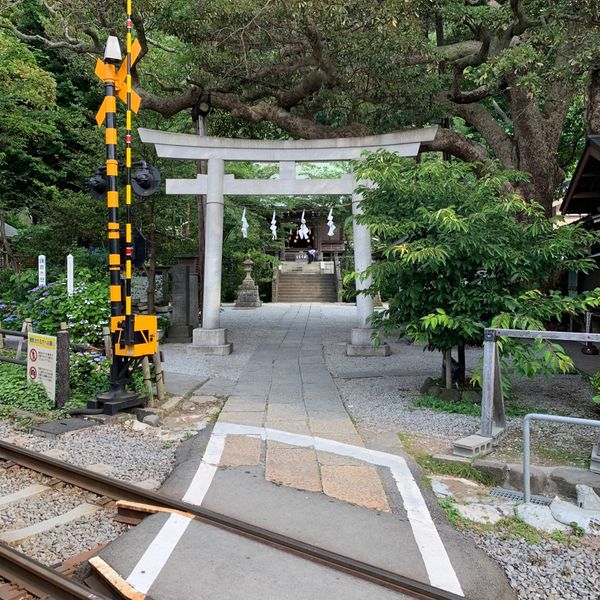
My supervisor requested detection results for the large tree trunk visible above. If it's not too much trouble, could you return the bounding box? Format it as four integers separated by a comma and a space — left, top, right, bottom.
586, 68, 600, 135
508, 81, 572, 216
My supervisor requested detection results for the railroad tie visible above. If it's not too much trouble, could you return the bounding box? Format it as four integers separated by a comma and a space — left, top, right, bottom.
0, 503, 100, 544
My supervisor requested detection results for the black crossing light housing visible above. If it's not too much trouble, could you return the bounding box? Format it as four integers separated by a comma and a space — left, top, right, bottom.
132, 161, 161, 196
89, 168, 108, 200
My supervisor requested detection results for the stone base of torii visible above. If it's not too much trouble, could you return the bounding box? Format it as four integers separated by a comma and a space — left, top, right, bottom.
138, 127, 437, 357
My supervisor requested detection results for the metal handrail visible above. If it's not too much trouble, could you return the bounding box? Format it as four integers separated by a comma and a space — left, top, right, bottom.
523, 413, 600, 502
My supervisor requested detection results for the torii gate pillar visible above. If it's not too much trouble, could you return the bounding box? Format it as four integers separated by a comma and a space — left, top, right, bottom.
347, 190, 391, 356
190, 158, 232, 355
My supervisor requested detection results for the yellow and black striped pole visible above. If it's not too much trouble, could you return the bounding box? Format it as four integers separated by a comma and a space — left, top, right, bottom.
123, 0, 134, 344
95, 59, 123, 321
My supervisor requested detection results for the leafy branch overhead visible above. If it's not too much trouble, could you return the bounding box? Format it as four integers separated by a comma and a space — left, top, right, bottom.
2, 1, 599, 214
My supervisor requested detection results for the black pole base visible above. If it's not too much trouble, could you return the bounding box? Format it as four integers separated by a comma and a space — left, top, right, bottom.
581, 343, 599, 356
88, 388, 147, 415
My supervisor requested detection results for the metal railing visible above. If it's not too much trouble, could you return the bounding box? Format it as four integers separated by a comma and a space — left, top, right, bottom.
523, 413, 600, 502
480, 328, 600, 438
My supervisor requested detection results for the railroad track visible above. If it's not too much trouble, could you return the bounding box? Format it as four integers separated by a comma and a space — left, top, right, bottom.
0, 439, 464, 600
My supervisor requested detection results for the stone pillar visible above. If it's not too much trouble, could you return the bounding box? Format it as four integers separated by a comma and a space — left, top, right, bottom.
189, 158, 232, 355
167, 264, 192, 342
346, 187, 390, 356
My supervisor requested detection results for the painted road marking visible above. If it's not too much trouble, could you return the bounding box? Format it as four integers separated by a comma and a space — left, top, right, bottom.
126, 422, 464, 597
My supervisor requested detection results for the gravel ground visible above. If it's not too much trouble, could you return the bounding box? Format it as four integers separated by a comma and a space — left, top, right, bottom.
16, 510, 127, 566
1, 424, 177, 484
471, 532, 600, 600
0, 466, 53, 496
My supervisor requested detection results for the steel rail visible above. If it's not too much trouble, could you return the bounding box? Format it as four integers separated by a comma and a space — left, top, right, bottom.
0, 542, 111, 600
0, 440, 463, 600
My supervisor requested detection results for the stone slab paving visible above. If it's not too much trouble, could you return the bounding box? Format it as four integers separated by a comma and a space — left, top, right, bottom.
214, 303, 388, 510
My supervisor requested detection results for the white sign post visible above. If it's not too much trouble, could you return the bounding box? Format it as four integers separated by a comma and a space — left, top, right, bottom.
27, 332, 57, 403
38, 255, 46, 287
66, 253, 74, 296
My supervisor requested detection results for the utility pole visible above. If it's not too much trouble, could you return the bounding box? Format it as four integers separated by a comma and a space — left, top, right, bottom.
192, 94, 211, 315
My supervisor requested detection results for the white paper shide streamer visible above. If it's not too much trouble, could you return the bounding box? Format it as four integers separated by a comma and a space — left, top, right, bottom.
298, 209, 309, 240
327, 207, 336, 237
241, 207, 249, 238
270, 211, 277, 240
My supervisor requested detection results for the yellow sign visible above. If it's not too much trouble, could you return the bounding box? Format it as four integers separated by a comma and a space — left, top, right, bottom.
27, 333, 57, 402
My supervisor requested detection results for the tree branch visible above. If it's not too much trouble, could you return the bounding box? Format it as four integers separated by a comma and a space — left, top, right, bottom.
421, 127, 490, 164
446, 100, 515, 166
0, 21, 101, 53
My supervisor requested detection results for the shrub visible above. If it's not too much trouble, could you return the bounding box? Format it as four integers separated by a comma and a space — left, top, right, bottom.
2, 274, 109, 344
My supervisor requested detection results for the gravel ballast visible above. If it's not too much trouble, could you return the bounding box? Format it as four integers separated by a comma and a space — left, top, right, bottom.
16, 510, 127, 566
1, 424, 177, 484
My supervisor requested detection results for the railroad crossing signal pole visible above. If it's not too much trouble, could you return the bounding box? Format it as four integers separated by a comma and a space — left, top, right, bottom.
89, 19, 157, 415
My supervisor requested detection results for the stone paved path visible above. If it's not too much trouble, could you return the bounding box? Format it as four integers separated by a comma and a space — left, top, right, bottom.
217, 303, 389, 511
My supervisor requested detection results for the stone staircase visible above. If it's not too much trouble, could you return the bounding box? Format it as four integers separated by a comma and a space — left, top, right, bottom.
275, 262, 337, 302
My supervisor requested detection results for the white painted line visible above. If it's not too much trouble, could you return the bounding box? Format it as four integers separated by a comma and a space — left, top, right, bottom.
126, 512, 192, 594
124, 420, 463, 597
182, 429, 226, 505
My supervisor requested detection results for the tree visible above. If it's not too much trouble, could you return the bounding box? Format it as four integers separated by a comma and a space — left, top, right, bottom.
3, 1, 599, 214
354, 153, 599, 386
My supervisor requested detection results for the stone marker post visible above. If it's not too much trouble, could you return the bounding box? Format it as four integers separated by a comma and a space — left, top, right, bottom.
38, 255, 46, 287
66, 253, 74, 296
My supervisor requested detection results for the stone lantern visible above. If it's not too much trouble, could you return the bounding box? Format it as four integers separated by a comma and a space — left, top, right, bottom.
235, 258, 262, 308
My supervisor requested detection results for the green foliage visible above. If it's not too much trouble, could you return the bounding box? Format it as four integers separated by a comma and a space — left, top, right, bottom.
437, 498, 471, 529
589, 371, 600, 407
68, 351, 109, 406
1, 271, 109, 344
355, 155, 600, 386
494, 517, 542, 545
0, 362, 51, 413
569, 521, 586, 537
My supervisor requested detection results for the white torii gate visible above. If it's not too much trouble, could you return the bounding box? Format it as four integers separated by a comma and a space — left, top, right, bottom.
139, 127, 437, 356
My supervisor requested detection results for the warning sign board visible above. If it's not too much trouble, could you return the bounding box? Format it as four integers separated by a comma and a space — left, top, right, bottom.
27, 333, 57, 402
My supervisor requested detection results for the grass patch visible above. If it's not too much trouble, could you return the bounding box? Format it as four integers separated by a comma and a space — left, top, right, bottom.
437, 498, 470, 529
536, 445, 586, 466
413, 394, 542, 418
414, 454, 496, 486
413, 394, 480, 416
493, 516, 542, 544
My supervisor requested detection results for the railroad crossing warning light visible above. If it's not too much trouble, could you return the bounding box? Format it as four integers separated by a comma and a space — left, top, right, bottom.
132, 161, 161, 196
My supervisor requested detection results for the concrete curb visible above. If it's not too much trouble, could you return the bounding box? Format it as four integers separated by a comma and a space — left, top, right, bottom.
433, 454, 600, 500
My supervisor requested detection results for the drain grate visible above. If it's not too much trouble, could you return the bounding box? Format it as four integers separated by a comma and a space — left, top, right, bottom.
490, 487, 552, 506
